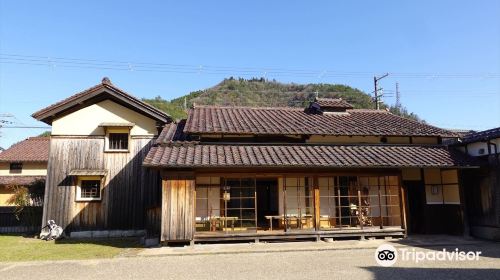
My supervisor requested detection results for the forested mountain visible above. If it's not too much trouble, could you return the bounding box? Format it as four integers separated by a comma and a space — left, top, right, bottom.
143, 77, 422, 122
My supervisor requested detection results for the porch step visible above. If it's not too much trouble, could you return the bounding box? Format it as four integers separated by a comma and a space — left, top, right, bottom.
193, 228, 405, 243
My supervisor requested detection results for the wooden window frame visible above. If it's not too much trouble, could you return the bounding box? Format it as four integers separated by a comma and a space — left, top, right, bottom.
76, 176, 103, 202
424, 169, 460, 205
104, 127, 131, 153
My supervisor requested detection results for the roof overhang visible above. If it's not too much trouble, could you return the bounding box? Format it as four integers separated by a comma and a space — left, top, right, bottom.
32, 80, 171, 125
99, 122, 135, 128
143, 144, 481, 169
0, 176, 46, 186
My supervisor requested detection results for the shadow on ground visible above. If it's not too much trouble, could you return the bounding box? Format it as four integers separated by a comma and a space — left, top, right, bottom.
363, 266, 500, 280
54, 237, 143, 248
391, 234, 500, 259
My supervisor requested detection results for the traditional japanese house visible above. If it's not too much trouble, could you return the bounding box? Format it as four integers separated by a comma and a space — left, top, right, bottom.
455, 127, 500, 240
32, 78, 170, 238
33, 79, 478, 243
0, 137, 48, 232
144, 98, 478, 244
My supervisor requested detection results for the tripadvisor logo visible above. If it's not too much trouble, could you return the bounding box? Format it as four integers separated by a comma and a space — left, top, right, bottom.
375, 244, 398, 267
375, 244, 482, 266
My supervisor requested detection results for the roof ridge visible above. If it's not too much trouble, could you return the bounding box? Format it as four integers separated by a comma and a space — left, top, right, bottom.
193, 105, 304, 111
315, 97, 344, 101
26, 136, 50, 140
347, 109, 390, 113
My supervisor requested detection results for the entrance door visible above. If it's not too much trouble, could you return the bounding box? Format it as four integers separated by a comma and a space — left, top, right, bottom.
405, 181, 425, 234
256, 179, 279, 229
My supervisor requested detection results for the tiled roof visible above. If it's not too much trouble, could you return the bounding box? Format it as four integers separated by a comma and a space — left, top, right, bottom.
314, 98, 353, 109
0, 137, 49, 162
460, 127, 500, 144
32, 77, 171, 125
144, 144, 476, 168
156, 120, 194, 144
184, 106, 456, 137
0, 176, 45, 186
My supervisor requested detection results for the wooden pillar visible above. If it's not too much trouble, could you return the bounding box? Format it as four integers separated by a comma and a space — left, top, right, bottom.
399, 175, 408, 237
314, 176, 320, 231
283, 175, 288, 232
378, 177, 383, 229
458, 170, 471, 237
357, 188, 363, 230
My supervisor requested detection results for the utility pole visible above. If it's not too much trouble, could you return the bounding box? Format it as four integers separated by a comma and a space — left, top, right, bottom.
373, 73, 389, 110
395, 82, 401, 109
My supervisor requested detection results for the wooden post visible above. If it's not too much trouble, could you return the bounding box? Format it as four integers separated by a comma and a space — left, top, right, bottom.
358, 188, 363, 230
377, 184, 384, 229
283, 175, 288, 232
337, 186, 342, 228
458, 170, 470, 237
193, 188, 196, 238
314, 176, 320, 231
399, 177, 408, 237
254, 177, 257, 233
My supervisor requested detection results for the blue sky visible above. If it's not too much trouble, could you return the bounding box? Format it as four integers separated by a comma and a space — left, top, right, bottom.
0, 1, 499, 148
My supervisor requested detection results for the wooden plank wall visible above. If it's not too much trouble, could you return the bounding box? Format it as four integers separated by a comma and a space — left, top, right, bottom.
0, 206, 42, 233
146, 206, 161, 237
161, 173, 195, 242
42, 136, 160, 232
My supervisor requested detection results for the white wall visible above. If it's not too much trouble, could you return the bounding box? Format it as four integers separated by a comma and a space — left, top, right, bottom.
464, 138, 500, 157
51, 100, 158, 136
0, 162, 47, 176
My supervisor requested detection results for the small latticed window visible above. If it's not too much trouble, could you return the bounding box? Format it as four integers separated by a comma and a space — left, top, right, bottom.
80, 180, 101, 200
9, 162, 23, 174
108, 133, 129, 150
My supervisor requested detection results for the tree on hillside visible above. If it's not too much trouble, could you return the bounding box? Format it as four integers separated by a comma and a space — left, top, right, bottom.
142, 77, 423, 122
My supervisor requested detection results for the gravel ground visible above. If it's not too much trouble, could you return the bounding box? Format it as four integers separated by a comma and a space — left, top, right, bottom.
1, 241, 499, 280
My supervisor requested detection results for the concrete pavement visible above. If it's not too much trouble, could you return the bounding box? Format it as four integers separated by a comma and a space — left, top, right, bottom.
1, 236, 499, 280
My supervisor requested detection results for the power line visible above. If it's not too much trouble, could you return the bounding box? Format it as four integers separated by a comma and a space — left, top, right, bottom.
170, 87, 499, 96
1, 126, 51, 129
1, 53, 500, 79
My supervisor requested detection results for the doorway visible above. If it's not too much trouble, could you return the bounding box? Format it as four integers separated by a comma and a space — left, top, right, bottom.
256, 178, 279, 229
405, 180, 426, 234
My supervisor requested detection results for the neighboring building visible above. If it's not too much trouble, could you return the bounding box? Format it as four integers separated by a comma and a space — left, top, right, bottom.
33, 78, 478, 243
0, 137, 49, 206
0, 137, 48, 233
455, 127, 500, 240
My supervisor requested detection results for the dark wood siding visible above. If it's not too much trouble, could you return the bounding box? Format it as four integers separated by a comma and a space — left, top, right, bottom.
0, 206, 42, 233
42, 136, 160, 231
463, 163, 500, 228
161, 173, 195, 241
